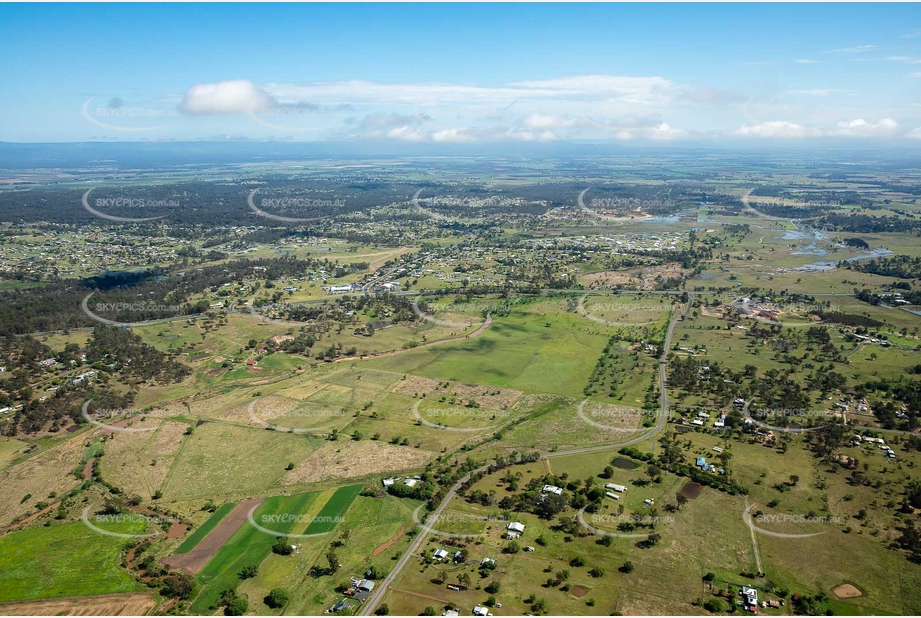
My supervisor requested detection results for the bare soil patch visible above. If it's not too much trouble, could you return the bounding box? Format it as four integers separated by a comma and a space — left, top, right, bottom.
570, 585, 589, 598
161, 498, 263, 574
679, 481, 702, 500
579, 263, 689, 290
833, 584, 862, 599
372, 526, 406, 557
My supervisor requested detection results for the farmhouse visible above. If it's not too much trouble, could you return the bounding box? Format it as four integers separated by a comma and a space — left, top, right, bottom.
433, 549, 449, 561
473, 605, 490, 616
541, 484, 563, 495
605, 483, 627, 493
507, 521, 525, 534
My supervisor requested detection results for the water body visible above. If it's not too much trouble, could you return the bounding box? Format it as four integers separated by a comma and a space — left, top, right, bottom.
795, 247, 894, 272
792, 244, 827, 257
781, 230, 827, 241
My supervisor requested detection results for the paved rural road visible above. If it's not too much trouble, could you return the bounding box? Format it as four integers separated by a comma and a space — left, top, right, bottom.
360, 294, 691, 615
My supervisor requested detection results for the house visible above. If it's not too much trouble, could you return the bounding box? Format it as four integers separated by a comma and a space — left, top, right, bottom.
328, 599, 353, 613
605, 491, 620, 500
473, 605, 490, 616
40, 358, 57, 367
605, 483, 627, 493
480, 557, 496, 567
433, 549, 449, 561
507, 521, 525, 534
245, 359, 257, 366
742, 586, 758, 609
443, 611, 459, 617
382, 477, 396, 487
541, 484, 563, 495
696, 457, 707, 469
691, 419, 705, 426
356, 580, 374, 592
713, 447, 723, 453
404, 478, 419, 488
644, 498, 655, 506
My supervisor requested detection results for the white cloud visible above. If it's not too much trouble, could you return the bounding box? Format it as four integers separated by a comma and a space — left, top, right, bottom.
179, 80, 275, 115
521, 112, 577, 129
504, 128, 558, 141
825, 45, 877, 53
788, 89, 854, 96
901, 30, 921, 39
912, 72, 921, 78
386, 126, 424, 141
831, 118, 900, 137
886, 56, 921, 64
795, 59, 819, 64
731, 121, 822, 138
432, 128, 477, 143
907, 127, 921, 139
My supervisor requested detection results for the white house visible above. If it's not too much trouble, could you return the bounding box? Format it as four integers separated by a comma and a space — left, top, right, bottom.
507, 521, 525, 534
541, 484, 563, 496
605, 483, 628, 493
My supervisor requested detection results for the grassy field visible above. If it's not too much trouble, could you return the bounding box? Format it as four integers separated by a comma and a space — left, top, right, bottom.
303, 484, 362, 534
364, 299, 612, 398
191, 491, 324, 614
0, 521, 145, 602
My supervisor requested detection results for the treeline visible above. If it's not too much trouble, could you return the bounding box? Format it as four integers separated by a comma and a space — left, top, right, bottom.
849, 255, 921, 279
819, 213, 921, 235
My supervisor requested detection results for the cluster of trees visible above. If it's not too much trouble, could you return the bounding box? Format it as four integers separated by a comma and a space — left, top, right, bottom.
849, 254, 921, 279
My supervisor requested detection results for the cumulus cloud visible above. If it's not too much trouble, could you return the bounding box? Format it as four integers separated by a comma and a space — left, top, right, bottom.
731, 121, 822, 138
179, 80, 275, 114
432, 128, 478, 143
520, 112, 577, 129
386, 126, 425, 141
831, 118, 900, 137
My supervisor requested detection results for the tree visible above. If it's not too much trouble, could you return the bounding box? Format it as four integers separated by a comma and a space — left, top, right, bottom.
239, 565, 258, 580
601, 466, 615, 479
506, 540, 521, 554
570, 555, 587, 567
457, 572, 471, 589
485, 580, 500, 594
162, 571, 195, 599
422, 607, 437, 616
327, 550, 340, 574
375, 604, 390, 616
265, 588, 289, 609
272, 538, 293, 555
619, 561, 634, 574
704, 598, 723, 613
225, 597, 248, 616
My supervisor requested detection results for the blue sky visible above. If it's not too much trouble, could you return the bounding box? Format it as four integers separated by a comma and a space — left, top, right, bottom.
2, 2, 920, 143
